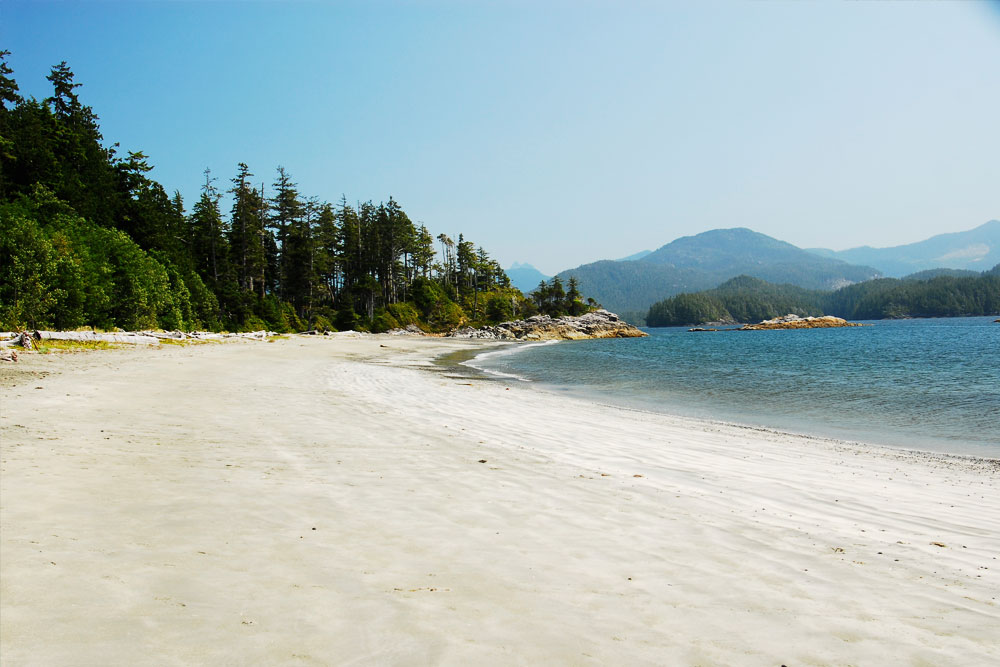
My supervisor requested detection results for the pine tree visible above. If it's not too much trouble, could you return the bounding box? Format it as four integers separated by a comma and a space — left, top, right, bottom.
270, 168, 312, 317
228, 163, 267, 295
411, 225, 435, 279
567, 276, 584, 315
0, 50, 22, 198
190, 168, 227, 290
44, 62, 81, 119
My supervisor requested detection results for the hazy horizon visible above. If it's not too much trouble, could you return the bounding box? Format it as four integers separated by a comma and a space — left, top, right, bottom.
5, 0, 998, 275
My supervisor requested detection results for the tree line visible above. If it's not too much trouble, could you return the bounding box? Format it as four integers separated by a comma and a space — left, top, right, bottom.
531, 275, 596, 317
0, 55, 568, 333
646, 272, 1000, 326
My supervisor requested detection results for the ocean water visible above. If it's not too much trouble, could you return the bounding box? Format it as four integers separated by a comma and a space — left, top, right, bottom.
467, 316, 1000, 458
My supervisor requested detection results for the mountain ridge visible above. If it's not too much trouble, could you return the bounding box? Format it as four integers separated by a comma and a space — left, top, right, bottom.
807, 220, 1000, 277
556, 227, 880, 317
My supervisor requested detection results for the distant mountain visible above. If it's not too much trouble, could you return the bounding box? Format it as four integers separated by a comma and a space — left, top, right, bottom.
506, 262, 551, 294
640, 228, 878, 287
616, 249, 652, 261
808, 220, 1000, 277
556, 260, 719, 314
557, 228, 880, 316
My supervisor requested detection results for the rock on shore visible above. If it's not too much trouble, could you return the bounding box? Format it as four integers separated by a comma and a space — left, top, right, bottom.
448, 309, 647, 341
739, 314, 866, 330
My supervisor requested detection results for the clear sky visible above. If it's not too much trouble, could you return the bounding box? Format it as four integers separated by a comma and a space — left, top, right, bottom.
4, 0, 999, 275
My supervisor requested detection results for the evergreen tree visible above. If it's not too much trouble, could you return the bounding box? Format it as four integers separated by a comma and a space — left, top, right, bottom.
313, 202, 339, 307
411, 224, 435, 279
0, 50, 22, 199
228, 162, 268, 297
270, 168, 312, 317
189, 169, 228, 291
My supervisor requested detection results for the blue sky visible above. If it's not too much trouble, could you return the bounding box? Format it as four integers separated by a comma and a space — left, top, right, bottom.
4, 0, 999, 274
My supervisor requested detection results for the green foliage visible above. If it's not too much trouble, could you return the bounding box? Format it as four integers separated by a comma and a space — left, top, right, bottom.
826, 275, 1000, 319
312, 314, 335, 333
429, 300, 465, 330
530, 276, 597, 318
0, 194, 200, 331
484, 291, 515, 323
181, 269, 221, 331
386, 302, 421, 328
0, 205, 58, 328
647, 292, 730, 327
369, 309, 399, 333
334, 305, 360, 332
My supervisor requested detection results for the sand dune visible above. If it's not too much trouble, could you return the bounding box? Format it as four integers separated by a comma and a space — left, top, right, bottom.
1, 336, 997, 665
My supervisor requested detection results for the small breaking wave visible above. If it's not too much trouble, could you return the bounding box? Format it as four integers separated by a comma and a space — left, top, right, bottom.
461, 340, 560, 382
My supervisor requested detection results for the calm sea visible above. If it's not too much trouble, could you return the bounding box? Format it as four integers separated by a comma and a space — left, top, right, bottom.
467, 317, 1000, 458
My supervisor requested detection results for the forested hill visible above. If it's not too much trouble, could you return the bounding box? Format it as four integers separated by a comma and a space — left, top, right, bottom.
646, 270, 1000, 326
640, 228, 879, 286
556, 228, 880, 318
0, 56, 592, 333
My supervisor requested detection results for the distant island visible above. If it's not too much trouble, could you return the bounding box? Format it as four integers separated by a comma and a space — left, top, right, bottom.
646, 272, 1000, 327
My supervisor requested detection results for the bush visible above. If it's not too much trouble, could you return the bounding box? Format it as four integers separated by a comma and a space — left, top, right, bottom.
0, 207, 58, 329
428, 300, 465, 331
484, 292, 514, 323
387, 302, 421, 328
312, 314, 336, 333
369, 309, 399, 333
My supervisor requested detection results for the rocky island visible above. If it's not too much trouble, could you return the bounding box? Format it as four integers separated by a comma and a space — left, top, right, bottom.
448, 309, 647, 341
688, 314, 867, 332
739, 314, 867, 330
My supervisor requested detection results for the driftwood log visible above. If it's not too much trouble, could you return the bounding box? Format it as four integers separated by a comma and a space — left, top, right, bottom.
140, 330, 187, 341
1, 332, 36, 349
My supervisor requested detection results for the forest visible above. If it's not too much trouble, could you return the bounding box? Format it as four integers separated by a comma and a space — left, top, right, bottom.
0, 55, 595, 333
646, 271, 1000, 326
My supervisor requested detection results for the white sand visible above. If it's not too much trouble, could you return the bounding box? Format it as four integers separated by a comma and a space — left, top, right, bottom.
1, 336, 997, 665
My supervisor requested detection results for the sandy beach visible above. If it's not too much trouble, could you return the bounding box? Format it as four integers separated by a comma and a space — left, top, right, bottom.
1, 336, 997, 666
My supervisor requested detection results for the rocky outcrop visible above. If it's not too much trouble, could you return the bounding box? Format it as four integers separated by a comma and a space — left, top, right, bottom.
739, 314, 866, 330
448, 309, 647, 341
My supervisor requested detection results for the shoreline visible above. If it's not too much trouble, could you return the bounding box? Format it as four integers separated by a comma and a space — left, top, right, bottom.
2, 337, 998, 664
455, 337, 1000, 464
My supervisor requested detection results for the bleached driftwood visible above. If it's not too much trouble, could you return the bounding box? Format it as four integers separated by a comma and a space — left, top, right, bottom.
1, 332, 36, 349
140, 330, 187, 341
33, 331, 160, 345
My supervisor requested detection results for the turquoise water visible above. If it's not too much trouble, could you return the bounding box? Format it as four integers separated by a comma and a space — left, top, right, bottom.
469, 317, 1000, 457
